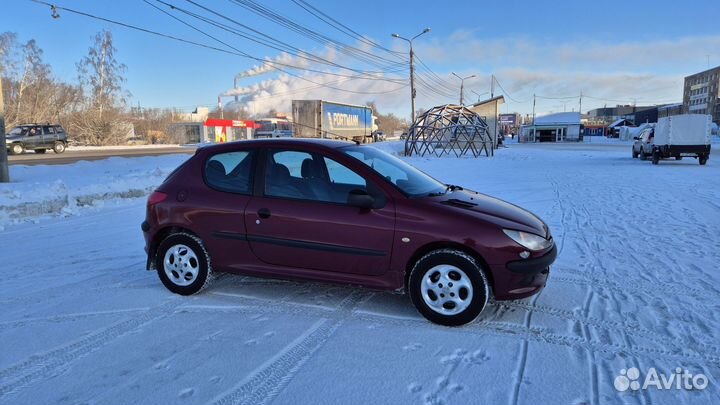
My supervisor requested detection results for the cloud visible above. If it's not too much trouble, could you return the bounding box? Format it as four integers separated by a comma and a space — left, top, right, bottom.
219, 32, 719, 119
417, 33, 720, 73
224, 72, 409, 116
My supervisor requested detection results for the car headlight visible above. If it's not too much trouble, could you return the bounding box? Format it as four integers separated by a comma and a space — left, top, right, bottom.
503, 229, 553, 251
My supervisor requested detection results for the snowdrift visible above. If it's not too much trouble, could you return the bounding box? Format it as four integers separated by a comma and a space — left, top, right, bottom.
0, 155, 190, 228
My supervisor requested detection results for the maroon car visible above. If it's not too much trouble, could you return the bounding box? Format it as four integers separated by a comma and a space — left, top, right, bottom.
142, 139, 556, 326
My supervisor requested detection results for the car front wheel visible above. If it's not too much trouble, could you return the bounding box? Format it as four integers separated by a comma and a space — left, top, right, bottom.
156, 233, 213, 295
409, 249, 490, 326
53, 142, 66, 154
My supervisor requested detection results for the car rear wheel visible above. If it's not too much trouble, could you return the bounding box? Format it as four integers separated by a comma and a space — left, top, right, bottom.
675, 156, 682, 160
652, 152, 660, 165
699, 155, 708, 165
9, 143, 24, 155
632, 150, 638, 159
156, 233, 213, 295
639, 150, 646, 161
53, 142, 66, 154
408, 249, 489, 326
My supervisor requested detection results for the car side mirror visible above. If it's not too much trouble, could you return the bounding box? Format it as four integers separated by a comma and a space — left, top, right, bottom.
633, 136, 639, 140
347, 189, 375, 209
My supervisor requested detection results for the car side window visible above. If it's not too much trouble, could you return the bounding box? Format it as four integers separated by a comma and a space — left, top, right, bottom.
324, 157, 366, 187
265, 150, 315, 200
265, 150, 368, 205
204, 151, 254, 194
44, 126, 55, 135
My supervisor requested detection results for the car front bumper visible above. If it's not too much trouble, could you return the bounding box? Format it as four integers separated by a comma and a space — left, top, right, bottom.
493, 244, 557, 300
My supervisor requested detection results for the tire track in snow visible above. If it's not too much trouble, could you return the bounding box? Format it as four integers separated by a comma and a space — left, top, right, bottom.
508, 294, 537, 405
0, 300, 177, 399
188, 288, 720, 368
208, 291, 368, 405
497, 301, 720, 354
0, 307, 149, 332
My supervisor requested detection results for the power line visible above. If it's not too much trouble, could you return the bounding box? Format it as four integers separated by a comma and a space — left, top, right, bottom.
226, 0, 407, 71
290, 0, 406, 59
31, 1, 408, 96
492, 76, 532, 103
158, 0, 406, 78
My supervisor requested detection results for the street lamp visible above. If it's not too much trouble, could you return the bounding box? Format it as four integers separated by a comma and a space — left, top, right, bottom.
451, 72, 476, 105
471, 90, 489, 104
391, 28, 430, 124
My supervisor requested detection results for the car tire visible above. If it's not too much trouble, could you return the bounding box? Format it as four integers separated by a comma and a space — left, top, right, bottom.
675, 156, 682, 161
639, 150, 646, 161
155, 232, 213, 295
9, 143, 24, 155
35, 149, 47, 154
699, 155, 708, 165
632, 150, 638, 159
53, 142, 66, 154
408, 249, 489, 326
652, 152, 660, 165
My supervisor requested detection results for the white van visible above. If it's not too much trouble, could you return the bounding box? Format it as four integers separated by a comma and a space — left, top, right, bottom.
633, 114, 711, 165
254, 118, 293, 138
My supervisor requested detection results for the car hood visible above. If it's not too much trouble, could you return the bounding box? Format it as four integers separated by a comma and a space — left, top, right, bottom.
5, 134, 21, 140
430, 189, 549, 238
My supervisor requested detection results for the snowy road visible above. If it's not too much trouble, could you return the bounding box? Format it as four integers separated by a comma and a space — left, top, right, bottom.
1, 143, 719, 404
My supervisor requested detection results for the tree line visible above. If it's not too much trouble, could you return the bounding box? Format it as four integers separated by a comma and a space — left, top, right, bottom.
0, 30, 185, 145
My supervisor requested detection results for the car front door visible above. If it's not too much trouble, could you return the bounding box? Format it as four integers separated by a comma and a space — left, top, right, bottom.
244, 148, 395, 276
24, 126, 42, 149
41, 125, 56, 148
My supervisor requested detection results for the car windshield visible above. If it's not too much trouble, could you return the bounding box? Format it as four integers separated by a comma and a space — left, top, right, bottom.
341, 145, 446, 197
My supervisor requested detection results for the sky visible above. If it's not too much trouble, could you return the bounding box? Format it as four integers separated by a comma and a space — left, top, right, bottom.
2, 0, 719, 120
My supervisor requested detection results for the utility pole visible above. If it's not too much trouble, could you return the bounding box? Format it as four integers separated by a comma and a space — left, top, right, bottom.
532, 93, 536, 143
452, 72, 476, 105
392, 28, 430, 124
0, 75, 10, 182
579, 90, 583, 115
491, 74, 495, 98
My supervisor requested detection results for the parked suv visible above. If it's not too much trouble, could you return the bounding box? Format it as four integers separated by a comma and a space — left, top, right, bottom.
141, 139, 556, 326
5, 124, 68, 155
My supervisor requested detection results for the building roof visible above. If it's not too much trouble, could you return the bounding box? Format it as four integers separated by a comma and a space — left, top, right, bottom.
469, 95, 505, 108
608, 118, 634, 128
533, 112, 580, 126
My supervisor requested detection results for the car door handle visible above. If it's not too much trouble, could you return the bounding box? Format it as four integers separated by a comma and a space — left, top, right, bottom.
257, 208, 271, 219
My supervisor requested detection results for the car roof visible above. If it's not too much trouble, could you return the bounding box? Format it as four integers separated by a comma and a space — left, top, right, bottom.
198, 138, 357, 154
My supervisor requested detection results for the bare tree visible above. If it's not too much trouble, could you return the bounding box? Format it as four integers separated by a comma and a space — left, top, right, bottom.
366, 101, 409, 136
75, 30, 128, 145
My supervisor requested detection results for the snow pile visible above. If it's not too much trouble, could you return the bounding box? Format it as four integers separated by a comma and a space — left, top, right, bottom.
370, 140, 406, 156
0, 155, 190, 227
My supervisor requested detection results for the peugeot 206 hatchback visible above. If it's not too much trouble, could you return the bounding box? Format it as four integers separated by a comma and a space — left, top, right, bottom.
142, 139, 556, 326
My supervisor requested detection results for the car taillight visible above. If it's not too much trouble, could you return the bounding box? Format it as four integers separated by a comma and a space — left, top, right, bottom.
147, 191, 167, 207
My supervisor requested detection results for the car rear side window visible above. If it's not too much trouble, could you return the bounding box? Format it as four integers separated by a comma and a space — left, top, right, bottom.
205, 151, 254, 194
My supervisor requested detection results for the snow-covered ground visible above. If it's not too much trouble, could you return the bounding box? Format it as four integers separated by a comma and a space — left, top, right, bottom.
1, 142, 719, 405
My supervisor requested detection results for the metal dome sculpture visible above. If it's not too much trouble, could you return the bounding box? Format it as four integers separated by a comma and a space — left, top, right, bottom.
405, 104, 491, 157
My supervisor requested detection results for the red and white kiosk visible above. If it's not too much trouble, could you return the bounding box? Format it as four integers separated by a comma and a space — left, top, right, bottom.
203, 119, 258, 143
